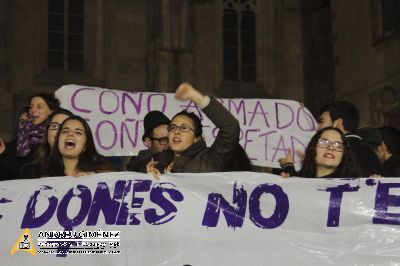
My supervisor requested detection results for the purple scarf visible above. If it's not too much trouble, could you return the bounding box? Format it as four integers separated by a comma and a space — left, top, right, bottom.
16, 120, 46, 157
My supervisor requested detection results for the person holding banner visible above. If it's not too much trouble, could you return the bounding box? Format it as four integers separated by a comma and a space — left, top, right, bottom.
377, 126, 400, 177
44, 116, 116, 177
148, 83, 240, 174
281, 127, 360, 178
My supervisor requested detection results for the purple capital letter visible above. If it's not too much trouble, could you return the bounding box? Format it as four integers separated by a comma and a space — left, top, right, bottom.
202, 182, 247, 228
249, 183, 289, 229
372, 182, 400, 225
326, 184, 359, 227
21, 189, 58, 228
86, 181, 127, 225
144, 182, 184, 225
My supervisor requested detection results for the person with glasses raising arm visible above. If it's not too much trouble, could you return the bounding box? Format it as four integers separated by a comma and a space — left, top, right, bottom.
280, 127, 360, 178
147, 82, 240, 178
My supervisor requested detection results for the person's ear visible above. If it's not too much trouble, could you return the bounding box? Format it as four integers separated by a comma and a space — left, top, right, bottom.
144, 137, 152, 148
332, 118, 344, 131
194, 136, 202, 142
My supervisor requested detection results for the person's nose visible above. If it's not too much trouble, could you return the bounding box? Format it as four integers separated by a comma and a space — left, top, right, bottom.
327, 143, 335, 151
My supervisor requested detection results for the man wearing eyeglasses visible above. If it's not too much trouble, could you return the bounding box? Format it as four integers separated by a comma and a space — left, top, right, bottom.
126, 110, 171, 172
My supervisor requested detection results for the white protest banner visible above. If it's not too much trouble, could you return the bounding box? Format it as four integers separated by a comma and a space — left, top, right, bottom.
55, 85, 317, 168
1, 172, 400, 265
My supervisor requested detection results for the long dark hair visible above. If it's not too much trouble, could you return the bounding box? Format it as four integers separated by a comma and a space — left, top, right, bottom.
299, 127, 360, 178
45, 115, 115, 176
29, 93, 60, 112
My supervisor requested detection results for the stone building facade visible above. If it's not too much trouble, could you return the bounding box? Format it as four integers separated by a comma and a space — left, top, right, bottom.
0, 0, 399, 140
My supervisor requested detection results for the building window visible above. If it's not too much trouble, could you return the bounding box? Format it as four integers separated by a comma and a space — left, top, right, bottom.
223, 0, 256, 82
372, 0, 400, 41
48, 0, 84, 71
380, 0, 400, 37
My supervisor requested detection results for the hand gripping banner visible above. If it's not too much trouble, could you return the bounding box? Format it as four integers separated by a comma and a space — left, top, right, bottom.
1, 172, 400, 265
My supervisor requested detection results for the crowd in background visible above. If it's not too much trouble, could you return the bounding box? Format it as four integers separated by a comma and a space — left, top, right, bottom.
0, 83, 399, 180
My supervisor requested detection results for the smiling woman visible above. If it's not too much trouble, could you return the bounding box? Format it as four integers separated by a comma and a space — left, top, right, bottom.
44, 116, 116, 177
281, 127, 360, 178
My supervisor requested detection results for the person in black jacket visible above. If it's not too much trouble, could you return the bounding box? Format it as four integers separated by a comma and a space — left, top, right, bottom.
281, 127, 359, 178
377, 126, 400, 177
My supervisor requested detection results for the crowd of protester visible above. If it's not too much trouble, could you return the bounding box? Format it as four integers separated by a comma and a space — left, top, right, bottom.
0, 83, 399, 180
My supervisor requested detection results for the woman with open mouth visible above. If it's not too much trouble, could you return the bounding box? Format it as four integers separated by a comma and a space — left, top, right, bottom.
280, 127, 360, 178
45, 116, 115, 177
147, 82, 241, 178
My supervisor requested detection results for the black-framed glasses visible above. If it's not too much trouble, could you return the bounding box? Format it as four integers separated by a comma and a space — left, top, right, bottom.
317, 138, 345, 152
168, 124, 194, 133
150, 137, 168, 145
49, 122, 61, 131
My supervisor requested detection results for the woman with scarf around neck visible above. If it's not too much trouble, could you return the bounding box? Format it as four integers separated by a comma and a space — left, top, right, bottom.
0, 93, 60, 180
280, 127, 360, 178
147, 83, 240, 179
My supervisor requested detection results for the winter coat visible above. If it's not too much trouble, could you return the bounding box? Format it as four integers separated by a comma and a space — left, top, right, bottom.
345, 134, 383, 177
383, 153, 400, 177
172, 97, 240, 173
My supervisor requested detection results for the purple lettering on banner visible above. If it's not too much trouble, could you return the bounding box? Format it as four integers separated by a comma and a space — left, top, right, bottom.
120, 119, 140, 149
244, 129, 260, 161
249, 183, 289, 229
122, 92, 143, 115
96, 120, 118, 150
366, 178, 377, 186
147, 93, 167, 113
128, 180, 151, 225
99, 91, 120, 115
259, 130, 277, 160
21, 187, 58, 228
57, 185, 92, 231
297, 107, 316, 132
86, 181, 127, 226
144, 182, 184, 225
202, 182, 247, 228
325, 183, 359, 227
71, 88, 95, 113
275, 102, 294, 129
372, 182, 400, 225
0, 198, 12, 220
290, 135, 307, 164
271, 134, 288, 162
248, 101, 270, 127
180, 100, 203, 120
56, 185, 91, 257
228, 99, 247, 125
115, 180, 133, 225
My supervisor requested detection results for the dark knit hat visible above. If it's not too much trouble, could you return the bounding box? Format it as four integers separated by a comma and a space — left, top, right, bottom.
357, 127, 383, 151
142, 111, 170, 141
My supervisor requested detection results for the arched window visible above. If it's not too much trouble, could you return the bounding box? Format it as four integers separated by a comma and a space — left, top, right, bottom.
223, 0, 256, 82
48, 0, 84, 71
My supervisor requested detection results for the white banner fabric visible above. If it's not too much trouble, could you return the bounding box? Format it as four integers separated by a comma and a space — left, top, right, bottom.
55, 85, 317, 168
1, 172, 400, 265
